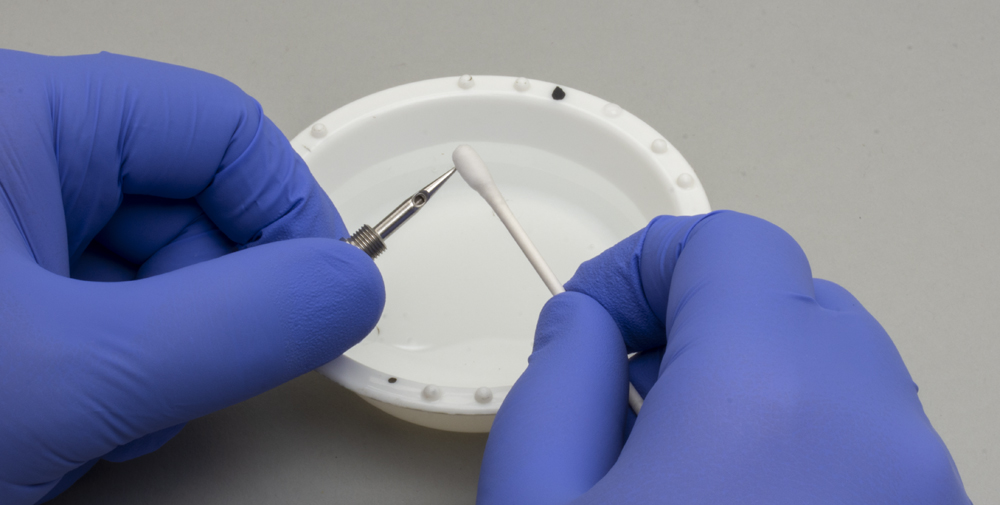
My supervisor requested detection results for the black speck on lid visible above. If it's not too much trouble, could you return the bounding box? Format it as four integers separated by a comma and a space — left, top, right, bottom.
552, 86, 566, 100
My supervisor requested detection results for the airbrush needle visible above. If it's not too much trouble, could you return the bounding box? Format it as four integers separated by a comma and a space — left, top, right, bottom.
346, 167, 457, 259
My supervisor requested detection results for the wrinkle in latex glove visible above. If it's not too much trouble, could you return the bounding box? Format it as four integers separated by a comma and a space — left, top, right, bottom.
0, 50, 385, 505
480, 211, 970, 505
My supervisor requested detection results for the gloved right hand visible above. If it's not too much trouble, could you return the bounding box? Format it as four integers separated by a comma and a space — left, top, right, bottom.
478, 211, 970, 504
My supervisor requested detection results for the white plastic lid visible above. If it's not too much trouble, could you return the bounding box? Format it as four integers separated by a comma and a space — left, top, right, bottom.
293, 75, 710, 432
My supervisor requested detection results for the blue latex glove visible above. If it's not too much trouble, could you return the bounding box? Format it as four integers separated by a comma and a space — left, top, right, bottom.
479, 212, 970, 504
0, 50, 384, 504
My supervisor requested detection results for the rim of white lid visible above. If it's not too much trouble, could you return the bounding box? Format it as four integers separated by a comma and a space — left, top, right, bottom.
294, 75, 710, 419
317, 357, 510, 415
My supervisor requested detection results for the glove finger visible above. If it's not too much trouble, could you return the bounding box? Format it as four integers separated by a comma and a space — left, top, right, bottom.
566, 211, 816, 352
101, 423, 185, 463
3, 238, 383, 491
572, 214, 969, 503
478, 292, 627, 505
564, 226, 662, 353
102, 207, 236, 462
28, 220, 239, 493
97, 197, 237, 463
70, 241, 137, 282
91, 194, 238, 279
624, 347, 664, 439
137, 225, 235, 279
93, 195, 209, 265
8, 51, 345, 265
628, 348, 664, 399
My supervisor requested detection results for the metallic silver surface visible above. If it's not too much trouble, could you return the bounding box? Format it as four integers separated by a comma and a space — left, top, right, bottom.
348, 167, 456, 258
346, 224, 387, 259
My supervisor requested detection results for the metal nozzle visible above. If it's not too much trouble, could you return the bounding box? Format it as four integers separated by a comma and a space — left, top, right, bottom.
346, 167, 457, 259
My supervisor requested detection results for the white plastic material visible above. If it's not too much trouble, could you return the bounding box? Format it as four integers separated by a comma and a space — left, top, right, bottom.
294, 76, 710, 432
455, 144, 645, 415
453, 145, 565, 296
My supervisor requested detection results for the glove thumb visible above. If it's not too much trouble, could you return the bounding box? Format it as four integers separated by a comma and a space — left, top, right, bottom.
478, 292, 627, 505
3, 237, 383, 503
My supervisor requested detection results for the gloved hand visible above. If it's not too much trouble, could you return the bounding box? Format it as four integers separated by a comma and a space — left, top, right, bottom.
0, 50, 384, 504
478, 211, 970, 504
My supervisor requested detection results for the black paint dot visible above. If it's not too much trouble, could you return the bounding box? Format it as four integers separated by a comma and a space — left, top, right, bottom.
388, 377, 397, 383
551, 86, 566, 100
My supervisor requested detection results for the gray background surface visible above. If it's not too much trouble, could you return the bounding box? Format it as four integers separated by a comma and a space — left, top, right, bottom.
2, 0, 997, 503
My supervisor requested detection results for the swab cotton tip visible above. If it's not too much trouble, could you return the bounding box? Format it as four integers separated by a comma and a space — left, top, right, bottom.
453, 144, 503, 203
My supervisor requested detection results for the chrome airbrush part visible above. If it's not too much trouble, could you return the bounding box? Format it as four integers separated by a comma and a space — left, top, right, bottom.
345, 167, 457, 259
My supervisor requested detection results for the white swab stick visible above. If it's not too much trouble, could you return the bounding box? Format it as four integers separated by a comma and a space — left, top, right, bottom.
451, 144, 644, 414
452, 145, 565, 296
627, 383, 644, 413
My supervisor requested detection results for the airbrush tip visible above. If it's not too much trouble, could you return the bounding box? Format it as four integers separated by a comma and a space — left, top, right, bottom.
420, 166, 457, 198
346, 167, 456, 259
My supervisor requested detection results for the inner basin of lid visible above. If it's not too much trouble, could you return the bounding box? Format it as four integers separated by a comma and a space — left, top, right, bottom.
328, 141, 647, 388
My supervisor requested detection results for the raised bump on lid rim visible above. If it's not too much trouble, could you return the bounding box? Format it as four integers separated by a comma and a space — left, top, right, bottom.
295, 76, 710, 432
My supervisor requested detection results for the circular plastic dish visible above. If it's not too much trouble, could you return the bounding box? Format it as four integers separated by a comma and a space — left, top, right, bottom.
293, 75, 711, 432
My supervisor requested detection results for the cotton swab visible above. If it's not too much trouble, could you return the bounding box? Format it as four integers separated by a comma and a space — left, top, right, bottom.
452, 145, 565, 296
451, 145, 644, 414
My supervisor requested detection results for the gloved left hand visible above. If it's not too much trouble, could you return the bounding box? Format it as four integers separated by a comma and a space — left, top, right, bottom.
0, 50, 385, 504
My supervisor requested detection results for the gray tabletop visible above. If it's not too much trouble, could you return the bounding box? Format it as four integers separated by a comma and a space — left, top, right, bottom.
3, 1, 997, 503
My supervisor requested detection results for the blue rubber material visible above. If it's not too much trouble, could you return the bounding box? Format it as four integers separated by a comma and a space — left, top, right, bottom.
0, 50, 384, 504
479, 212, 970, 504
